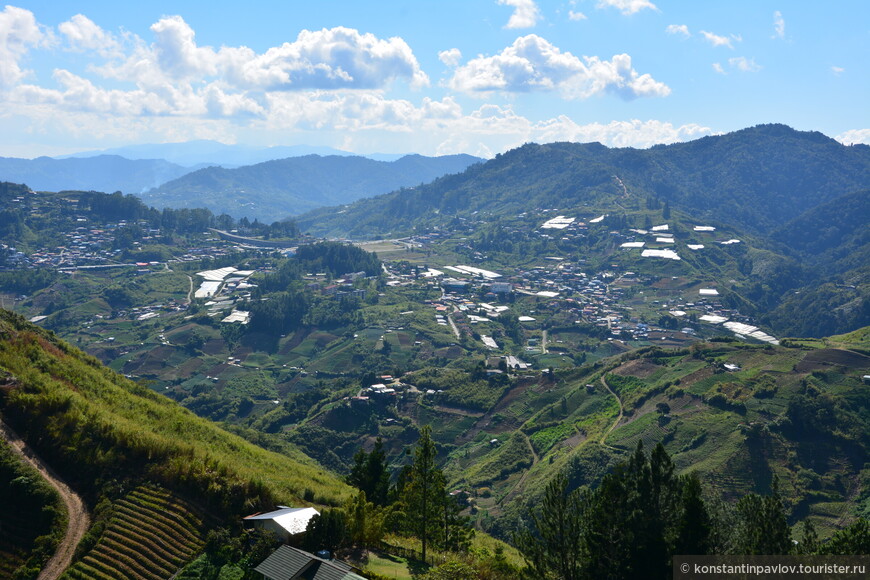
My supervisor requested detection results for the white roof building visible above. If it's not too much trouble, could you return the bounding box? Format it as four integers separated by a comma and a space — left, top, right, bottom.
243, 507, 320, 539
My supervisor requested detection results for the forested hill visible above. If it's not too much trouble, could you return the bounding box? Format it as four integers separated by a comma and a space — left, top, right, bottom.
141, 153, 482, 222
297, 124, 870, 239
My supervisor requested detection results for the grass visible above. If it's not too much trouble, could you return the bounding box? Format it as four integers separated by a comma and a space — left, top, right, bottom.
0, 310, 354, 518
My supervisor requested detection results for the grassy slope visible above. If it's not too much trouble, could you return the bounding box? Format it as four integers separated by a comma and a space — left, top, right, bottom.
439, 336, 870, 540
0, 308, 352, 518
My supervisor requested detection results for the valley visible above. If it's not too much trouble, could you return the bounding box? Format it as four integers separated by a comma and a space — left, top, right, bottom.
0, 125, 868, 578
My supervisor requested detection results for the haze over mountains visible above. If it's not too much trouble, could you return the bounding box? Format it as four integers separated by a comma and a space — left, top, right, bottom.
141, 153, 482, 221
0, 142, 483, 222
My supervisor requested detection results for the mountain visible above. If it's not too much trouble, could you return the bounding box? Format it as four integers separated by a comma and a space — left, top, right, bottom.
60, 140, 359, 167
296, 124, 870, 239
763, 189, 870, 337
141, 153, 483, 222
0, 155, 193, 195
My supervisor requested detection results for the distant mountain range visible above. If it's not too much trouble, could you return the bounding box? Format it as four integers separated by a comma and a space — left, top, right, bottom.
56, 140, 405, 166
0, 144, 483, 222
140, 153, 483, 221
0, 155, 192, 195
297, 124, 870, 238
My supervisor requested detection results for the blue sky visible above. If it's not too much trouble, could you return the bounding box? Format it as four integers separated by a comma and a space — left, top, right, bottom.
1, 1, 868, 158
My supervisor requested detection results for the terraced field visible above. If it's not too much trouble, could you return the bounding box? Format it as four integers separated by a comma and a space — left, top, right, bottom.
63, 485, 206, 580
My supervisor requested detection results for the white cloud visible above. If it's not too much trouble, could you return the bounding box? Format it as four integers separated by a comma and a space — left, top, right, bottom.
448, 35, 670, 100
596, 0, 658, 16
150, 15, 219, 80
666, 24, 690, 38
700, 30, 741, 49
831, 66, 845, 75
835, 129, 870, 145
0, 5, 49, 89
712, 62, 726, 75
224, 26, 430, 90
568, 11, 588, 21
772, 11, 785, 39
532, 118, 712, 148
498, 0, 541, 29
728, 57, 761, 73
59, 14, 122, 58
438, 48, 462, 67
94, 20, 429, 92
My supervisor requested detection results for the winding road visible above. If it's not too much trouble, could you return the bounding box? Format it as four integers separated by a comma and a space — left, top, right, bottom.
599, 375, 624, 450
0, 417, 90, 580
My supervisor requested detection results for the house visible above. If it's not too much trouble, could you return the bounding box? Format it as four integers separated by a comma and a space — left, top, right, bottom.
255, 545, 366, 580
243, 507, 319, 542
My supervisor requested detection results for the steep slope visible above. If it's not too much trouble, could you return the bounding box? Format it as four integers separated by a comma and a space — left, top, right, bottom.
142, 153, 482, 221
0, 308, 351, 566
448, 338, 870, 541
297, 124, 870, 238
0, 156, 191, 195
762, 190, 870, 337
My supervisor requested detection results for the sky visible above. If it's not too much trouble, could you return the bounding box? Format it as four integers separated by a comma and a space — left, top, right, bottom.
1, 1, 868, 158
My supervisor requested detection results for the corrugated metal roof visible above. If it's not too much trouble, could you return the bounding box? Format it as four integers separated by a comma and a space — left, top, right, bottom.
254, 545, 365, 580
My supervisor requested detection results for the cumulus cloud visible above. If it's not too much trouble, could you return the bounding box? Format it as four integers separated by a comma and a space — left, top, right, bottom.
447, 35, 670, 100
728, 57, 761, 73
831, 66, 845, 75
59, 14, 122, 58
712, 63, 725, 75
438, 48, 462, 67
835, 129, 870, 145
224, 27, 429, 90
666, 24, 690, 38
94, 19, 429, 92
772, 11, 785, 39
568, 11, 588, 21
597, 0, 658, 16
700, 30, 741, 49
0, 5, 49, 89
498, 0, 541, 29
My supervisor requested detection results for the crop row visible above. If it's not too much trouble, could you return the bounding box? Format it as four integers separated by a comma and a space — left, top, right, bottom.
114, 498, 202, 546
125, 486, 204, 530
64, 486, 205, 580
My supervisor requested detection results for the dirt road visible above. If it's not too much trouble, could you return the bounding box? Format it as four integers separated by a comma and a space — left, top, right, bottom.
0, 417, 90, 580
599, 375, 624, 449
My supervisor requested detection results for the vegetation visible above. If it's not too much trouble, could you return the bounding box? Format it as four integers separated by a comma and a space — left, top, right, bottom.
516, 443, 870, 579
0, 438, 66, 580
63, 484, 206, 580
0, 309, 352, 520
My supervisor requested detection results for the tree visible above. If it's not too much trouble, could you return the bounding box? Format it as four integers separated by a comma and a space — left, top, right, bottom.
345, 491, 384, 548
515, 473, 586, 580
401, 426, 459, 562
347, 438, 390, 506
733, 478, 791, 554
674, 472, 712, 555
302, 508, 348, 553
819, 518, 870, 555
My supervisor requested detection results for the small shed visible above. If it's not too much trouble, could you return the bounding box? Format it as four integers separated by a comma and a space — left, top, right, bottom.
243, 507, 319, 542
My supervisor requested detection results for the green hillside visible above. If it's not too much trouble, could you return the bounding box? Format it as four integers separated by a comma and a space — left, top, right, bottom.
0, 308, 353, 574
446, 337, 870, 541
297, 125, 870, 239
